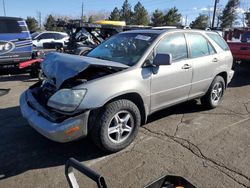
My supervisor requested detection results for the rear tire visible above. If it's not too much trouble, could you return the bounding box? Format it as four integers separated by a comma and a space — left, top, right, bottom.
37, 69, 45, 80
29, 68, 39, 78
201, 76, 225, 109
90, 99, 141, 153
30, 67, 44, 80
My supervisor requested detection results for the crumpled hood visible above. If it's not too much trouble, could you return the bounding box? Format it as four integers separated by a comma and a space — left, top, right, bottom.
42, 52, 129, 89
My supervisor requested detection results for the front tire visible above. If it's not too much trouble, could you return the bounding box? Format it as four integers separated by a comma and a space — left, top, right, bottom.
201, 76, 225, 109
90, 99, 141, 153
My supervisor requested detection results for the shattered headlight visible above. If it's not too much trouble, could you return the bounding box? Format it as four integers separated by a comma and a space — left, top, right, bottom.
47, 89, 87, 112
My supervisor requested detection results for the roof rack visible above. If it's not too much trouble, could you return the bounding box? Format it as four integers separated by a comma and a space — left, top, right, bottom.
152, 26, 177, 30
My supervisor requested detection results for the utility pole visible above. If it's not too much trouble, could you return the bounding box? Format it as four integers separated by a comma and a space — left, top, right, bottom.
81, 2, 84, 20
2, 0, 6, 16
39, 12, 42, 29
242, 13, 245, 28
216, 4, 221, 28
212, 0, 219, 29
216, 12, 220, 28
185, 15, 188, 26
208, 6, 211, 27
37, 11, 42, 30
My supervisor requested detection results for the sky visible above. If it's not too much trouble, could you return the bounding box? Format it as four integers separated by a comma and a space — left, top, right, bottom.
0, 0, 249, 25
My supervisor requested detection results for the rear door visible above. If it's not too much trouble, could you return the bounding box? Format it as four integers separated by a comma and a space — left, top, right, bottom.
36, 33, 55, 47
0, 17, 32, 65
185, 33, 218, 98
150, 33, 193, 112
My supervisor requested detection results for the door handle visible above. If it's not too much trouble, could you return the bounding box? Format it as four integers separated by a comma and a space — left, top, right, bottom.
182, 64, 192, 69
212, 58, 218, 62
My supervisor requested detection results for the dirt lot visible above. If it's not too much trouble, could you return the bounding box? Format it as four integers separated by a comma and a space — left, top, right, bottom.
0, 65, 250, 188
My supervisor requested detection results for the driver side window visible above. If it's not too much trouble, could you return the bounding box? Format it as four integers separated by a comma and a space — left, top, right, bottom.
156, 33, 188, 62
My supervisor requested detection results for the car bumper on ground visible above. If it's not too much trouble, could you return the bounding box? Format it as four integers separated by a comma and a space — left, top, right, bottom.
19, 90, 90, 143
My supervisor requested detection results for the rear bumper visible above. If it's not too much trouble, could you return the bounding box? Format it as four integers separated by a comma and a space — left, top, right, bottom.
228, 70, 234, 84
19, 90, 90, 143
0, 53, 32, 65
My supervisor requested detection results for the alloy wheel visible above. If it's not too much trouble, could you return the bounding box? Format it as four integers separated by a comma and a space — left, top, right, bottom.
107, 110, 134, 144
211, 82, 223, 103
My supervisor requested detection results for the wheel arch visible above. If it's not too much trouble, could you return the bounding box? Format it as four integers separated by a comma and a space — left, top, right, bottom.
216, 71, 227, 88
88, 92, 147, 132
106, 92, 147, 126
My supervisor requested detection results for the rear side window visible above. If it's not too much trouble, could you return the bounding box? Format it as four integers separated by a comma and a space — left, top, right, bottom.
207, 33, 229, 51
186, 33, 215, 58
0, 19, 22, 33
38, 33, 53, 40
54, 33, 65, 40
156, 33, 188, 62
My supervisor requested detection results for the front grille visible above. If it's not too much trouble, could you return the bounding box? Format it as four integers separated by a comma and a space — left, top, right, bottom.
31, 80, 57, 107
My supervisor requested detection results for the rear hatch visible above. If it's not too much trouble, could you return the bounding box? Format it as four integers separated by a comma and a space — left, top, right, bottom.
0, 17, 32, 65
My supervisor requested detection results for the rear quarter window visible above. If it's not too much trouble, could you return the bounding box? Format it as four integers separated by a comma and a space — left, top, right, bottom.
186, 33, 215, 58
0, 19, 22, 33
54, 33, 65, 40
207, 33, 229, 51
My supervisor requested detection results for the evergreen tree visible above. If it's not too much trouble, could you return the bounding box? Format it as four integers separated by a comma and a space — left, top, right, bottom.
151, 9, 165, 26
164, 7, 182, 26
81, 15, 87, 22
132, 2, 149, 25
26, 17, 39, 32
220, 0, 240, 28
120, 0, 133, 24
88, 16, 94, 23
44, 15, 56, 31
109, 7, 120, 21
190, 14, 209, 29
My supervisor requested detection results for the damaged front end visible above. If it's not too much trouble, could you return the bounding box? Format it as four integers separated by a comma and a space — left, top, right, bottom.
19, 52, 128, 142
32, 52, 128, 114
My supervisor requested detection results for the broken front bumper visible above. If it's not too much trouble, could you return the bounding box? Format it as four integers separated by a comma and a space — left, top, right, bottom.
19, 90, 90, 143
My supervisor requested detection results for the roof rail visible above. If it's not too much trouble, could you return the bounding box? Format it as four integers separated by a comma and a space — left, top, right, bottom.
152, 26, 177, 30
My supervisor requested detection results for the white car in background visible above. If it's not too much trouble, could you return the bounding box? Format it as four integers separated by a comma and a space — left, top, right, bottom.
31, 31, 69, 48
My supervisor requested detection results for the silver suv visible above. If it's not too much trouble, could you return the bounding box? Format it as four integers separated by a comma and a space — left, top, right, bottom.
20, 29, 234, 152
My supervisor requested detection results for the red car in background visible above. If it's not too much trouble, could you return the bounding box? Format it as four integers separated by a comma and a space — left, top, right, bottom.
226, 31, 250, 63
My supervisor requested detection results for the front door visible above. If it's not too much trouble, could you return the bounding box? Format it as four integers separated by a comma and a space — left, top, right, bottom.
150, 33, 193, 112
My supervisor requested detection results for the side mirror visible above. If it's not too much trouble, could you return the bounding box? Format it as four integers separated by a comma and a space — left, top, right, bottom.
153, 53, 172, 66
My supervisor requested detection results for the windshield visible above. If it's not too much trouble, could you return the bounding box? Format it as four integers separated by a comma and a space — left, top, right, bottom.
31, 32, 40, 40
87, 33, 158, 66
